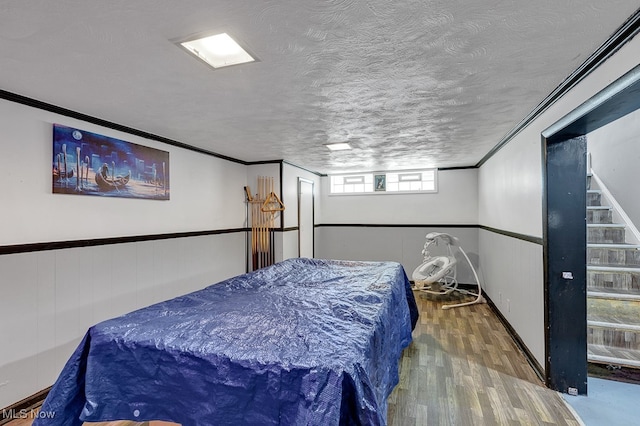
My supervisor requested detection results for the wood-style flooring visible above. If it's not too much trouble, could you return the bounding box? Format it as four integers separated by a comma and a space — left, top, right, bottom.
5, 291, 579, 426
387, 291, 579, 425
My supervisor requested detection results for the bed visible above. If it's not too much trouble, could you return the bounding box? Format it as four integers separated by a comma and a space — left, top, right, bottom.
34, 258, 418, 426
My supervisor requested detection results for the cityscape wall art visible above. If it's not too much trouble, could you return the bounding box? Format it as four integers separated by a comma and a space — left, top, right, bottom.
52, 124, 170, 200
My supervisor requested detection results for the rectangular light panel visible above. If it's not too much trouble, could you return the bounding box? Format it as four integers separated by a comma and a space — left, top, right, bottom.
180, 33, 254, 69
325, 143, 352, 151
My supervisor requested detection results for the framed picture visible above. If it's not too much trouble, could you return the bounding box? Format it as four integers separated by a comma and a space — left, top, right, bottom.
374, 174, 386, 191
52, 124, 170, 200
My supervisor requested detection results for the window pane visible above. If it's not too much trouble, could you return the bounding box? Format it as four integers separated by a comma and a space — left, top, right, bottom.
330, 169, 436, 194
345, 176, 364, 184
399, 173, 421, 182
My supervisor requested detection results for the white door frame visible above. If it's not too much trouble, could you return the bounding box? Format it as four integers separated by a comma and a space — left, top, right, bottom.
297, 178, 314, 258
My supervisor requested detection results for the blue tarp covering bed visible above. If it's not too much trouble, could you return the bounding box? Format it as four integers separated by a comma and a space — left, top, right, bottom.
35, 258, 418, 426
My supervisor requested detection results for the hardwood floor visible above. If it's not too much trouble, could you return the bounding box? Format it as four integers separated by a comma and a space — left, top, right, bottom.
387, 291, 579, 425
5, 291, 579, 426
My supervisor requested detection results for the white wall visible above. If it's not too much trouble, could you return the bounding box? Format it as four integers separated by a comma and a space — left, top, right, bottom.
478, 230, 544, 366
478, 32, 640, 369
281, 163, 321, 229
0, 99, 247, 245
319, 169, 478, 225
316, 226, 479, 284
588, 107, 640, 228
479, 34, 640, 237
316, 169, 479, 281
0, 233, 244, 409
0, 98, 248, 407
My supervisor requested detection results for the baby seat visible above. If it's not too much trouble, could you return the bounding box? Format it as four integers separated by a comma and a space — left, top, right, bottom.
412, 232, 485, 309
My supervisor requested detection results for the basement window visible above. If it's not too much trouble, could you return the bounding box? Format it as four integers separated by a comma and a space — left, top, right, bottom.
331, 174, 373, 193
330, 169, 437, 195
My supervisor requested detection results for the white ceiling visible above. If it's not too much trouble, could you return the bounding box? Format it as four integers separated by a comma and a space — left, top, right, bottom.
1, 0, 638, 174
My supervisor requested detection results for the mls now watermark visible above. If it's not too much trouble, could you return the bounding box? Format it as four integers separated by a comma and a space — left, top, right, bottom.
2, 408, 56, 420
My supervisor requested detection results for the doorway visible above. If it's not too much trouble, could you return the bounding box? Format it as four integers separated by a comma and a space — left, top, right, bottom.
542, 63, 640, 394
298, 178, 314, 258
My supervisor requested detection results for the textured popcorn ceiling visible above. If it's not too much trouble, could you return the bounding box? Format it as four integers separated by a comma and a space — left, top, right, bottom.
0, 0, 638, 174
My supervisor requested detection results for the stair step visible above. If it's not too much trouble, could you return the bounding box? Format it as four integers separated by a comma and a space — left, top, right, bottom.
588, 321, 640, 351
588, 243, 640, 249
588, 291, 640, 301
587, 190, 602, 206
588, 321, 640, 331
588, 265, 640, 272
588, 345, 640, 369
587, 208, 613, 224
588, 297, 640, 325
588, 224, 626, 244
588, 244, 640, 267
588, 265, 640, 292
585, 184, 640, 368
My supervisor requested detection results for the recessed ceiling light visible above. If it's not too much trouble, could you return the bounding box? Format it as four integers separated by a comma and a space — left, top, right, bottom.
325, 143, 352, 151
179, 33, 255, 69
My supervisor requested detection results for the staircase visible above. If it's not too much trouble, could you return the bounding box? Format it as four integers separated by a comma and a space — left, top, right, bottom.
587, 176, 640, 368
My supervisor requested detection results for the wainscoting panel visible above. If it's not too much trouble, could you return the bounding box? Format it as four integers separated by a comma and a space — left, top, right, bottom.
0, 232, 245, 409
315, 225, 479, 284
478, 228, 545, 370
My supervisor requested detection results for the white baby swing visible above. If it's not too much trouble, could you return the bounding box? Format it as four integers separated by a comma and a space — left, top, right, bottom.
411, 232, 485, 309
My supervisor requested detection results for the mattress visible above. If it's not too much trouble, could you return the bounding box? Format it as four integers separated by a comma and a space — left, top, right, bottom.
34, 258, 418, 425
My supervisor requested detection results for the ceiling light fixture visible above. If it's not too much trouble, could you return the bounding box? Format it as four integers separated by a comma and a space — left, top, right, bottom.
178, 32, 255, 69
325, 143, 352, 151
